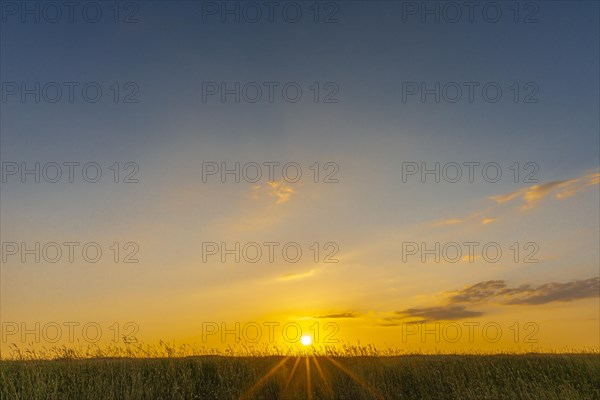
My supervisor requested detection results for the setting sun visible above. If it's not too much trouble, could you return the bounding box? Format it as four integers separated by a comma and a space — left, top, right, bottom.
300, 335, 312, 346
1, 1, 599, 398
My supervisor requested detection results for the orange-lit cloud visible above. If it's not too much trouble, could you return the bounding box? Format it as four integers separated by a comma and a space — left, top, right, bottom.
489, 171, 599, 210
432, 212, 496, 227
278, 269, 317, 281
268, 181, 295, 204
252, 180, 295, 204
434, 218, 463, 226
431, 170, 599, 227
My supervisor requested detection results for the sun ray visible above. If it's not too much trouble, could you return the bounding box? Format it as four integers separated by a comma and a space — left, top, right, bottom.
312, 357, 334, 399
305, 356, 312, 400
325, 356, 385, 400
240, 356, 290, 400
283, 356, 302, 392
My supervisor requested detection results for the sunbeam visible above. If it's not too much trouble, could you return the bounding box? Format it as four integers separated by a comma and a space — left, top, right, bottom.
284, 357, 302, 392
312, 357, 334, 399
240, 356, 290, 400
326, 356, 385, 400
305, 356, 313, 400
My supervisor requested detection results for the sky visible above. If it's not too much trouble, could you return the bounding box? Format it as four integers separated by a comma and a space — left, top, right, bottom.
0, 0, 599, 355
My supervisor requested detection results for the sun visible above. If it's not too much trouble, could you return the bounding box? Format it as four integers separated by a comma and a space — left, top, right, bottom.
300, 335, 312, 346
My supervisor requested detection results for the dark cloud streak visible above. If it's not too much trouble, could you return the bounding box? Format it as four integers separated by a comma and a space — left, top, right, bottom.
387, 277, 599, 324
394, 306, 484, 322
314, 312, 359, 319
449, 277, 599, 306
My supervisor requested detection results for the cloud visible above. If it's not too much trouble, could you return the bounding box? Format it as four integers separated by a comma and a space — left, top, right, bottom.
278, 269, 316, 281
314, 312, 359, 319
431, 212, 494, 227
449, 277, 600, 306
501, 278, 600, 305
394, 305, 484, 322
490, 181, 568, 208
428, 170, 598, 228
251, 180, 295, 205
555, 172, 600, 199
434, 219, 463, 226
267, 181, 294, 204
448, 280, 507, 304
489, 171, 599, 210
382, 277, 599, 325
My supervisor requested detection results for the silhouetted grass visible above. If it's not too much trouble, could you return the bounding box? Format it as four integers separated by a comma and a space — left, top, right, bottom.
1, 351, 599, 399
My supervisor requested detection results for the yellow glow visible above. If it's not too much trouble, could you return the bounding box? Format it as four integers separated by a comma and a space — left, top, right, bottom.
300, 335, 312, 346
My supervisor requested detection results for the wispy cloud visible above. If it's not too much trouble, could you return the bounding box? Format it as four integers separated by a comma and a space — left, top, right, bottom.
251, 180, 295, 205
500, 279, 600, 305
394, 305, 484, 322
267, 181, 295, 204
278, 269, 316, 281
434, 218, 464, 226
432, 212, 495, 227
489, 171, 599, 210
382, 277, 600, 324
448, 280, 507, 304
431, 170, 599, 227
449, 277, 600, 305
313, 312, 359, 319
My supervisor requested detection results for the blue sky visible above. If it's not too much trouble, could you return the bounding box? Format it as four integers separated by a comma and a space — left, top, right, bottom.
1, 1, 599, 352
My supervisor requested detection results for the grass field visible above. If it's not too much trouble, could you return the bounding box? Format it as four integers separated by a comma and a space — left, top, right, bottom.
1, 353, 599, 399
